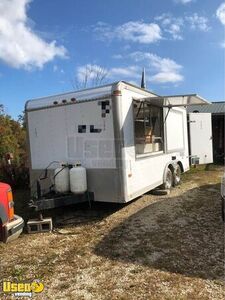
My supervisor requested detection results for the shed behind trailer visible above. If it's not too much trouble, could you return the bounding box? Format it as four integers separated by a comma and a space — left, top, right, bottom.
188, 102, 225, 163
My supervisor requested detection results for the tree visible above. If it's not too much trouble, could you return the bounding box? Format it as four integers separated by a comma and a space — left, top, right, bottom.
0, 104, 4, 115
72, 64, 108, 90
0, 113, 26, 164
0, 105, 28, 185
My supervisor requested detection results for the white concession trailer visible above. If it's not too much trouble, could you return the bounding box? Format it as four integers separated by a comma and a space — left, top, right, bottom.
25, 81, 209, 210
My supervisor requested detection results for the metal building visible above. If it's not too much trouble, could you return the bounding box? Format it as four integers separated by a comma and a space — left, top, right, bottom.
188, 102, 225, 163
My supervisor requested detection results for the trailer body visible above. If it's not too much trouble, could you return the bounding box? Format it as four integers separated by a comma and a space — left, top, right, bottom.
25, 81, 209, 206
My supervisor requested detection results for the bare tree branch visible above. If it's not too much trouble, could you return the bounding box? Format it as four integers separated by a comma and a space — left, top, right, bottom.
71, 65, 109, 90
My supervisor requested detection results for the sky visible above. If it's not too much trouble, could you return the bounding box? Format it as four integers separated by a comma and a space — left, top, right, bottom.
0, 0, 224, 119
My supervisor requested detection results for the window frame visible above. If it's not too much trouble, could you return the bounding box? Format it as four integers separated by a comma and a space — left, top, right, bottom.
132, 99, 165, 158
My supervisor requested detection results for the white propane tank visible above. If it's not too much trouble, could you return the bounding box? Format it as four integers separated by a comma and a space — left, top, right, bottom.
70, 163, 87, 194
54, 165, 70, 193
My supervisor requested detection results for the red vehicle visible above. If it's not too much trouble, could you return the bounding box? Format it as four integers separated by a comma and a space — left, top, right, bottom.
0, 182, 24, 242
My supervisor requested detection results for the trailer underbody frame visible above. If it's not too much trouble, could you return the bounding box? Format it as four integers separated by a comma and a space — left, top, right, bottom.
29, 191, 94, 211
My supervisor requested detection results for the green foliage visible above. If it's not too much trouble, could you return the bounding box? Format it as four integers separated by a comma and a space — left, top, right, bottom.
0, 106, 28, 186
0, 114, 26, 164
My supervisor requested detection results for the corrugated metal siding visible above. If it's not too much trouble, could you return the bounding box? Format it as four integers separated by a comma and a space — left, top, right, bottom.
187, 102, 225, 114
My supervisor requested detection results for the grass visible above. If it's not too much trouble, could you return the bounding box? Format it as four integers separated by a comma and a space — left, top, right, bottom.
0, 165, 224, 299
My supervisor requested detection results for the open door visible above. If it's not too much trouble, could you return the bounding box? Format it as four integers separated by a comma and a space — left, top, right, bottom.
134, 93, 211, 164
188, 113, 213, 165
136, 94, 210, 108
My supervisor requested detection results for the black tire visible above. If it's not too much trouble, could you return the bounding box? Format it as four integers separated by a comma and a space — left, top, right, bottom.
162, 168, 173, 190
150, 189, 170, 196
173, 164, 182, 186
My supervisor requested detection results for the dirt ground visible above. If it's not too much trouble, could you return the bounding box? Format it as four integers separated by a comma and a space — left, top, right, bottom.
0, 165, 225, 300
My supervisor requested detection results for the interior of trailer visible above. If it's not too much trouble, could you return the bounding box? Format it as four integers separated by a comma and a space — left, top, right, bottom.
133, 100, 164, 155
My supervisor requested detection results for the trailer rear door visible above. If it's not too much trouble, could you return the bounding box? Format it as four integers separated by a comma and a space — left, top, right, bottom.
189, 113, 213, 165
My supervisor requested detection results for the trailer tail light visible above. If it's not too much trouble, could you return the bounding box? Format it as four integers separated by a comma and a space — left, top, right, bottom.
7, 190, 14, 221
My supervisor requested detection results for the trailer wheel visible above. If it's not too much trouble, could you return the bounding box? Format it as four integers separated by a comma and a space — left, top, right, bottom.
173, 164, 182, 186
163, 168, 173, 190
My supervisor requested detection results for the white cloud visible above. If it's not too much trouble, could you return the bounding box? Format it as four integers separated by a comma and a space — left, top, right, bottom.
150, 72, 183, 83
0, 0, 67, 70
155, 14, 184, 40
76, 64, 140, 84
216, 2, 225, 26
94, 21, 162, 44
174, 0, 194, 4
118, 22, 162, 44
109, 66, 140, 79
130, 52, 184, 83
156, 12, 210, 39
166, 24, 182, 40
185, 13, 210, 32
76, 52, 184, 87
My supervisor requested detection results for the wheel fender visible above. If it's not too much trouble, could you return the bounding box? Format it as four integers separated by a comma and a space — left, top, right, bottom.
163, 161, 178, 183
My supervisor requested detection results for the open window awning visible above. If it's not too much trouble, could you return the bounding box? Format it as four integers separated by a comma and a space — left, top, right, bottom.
135, 94, 210, 108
